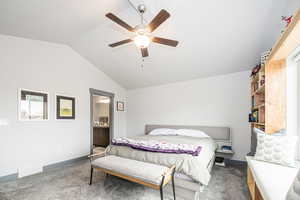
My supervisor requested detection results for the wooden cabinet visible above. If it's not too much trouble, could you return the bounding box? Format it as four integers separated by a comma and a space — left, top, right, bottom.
93, 127, 110, 147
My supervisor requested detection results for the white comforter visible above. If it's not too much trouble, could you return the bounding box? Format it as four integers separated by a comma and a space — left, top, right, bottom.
106, 135, 217, 185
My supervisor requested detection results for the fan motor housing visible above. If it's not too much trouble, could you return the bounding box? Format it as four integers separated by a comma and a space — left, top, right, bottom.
134, 24, 149, 33
137, 4, 146, 14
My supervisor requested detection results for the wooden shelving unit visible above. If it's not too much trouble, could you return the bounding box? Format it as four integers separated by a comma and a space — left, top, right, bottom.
260, 8, 300, 134
250, 65, 266, 130
251, 122, 265, 126
247, 7, 300, 199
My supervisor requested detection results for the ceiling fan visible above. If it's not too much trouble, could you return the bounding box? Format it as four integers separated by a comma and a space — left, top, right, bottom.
106, 4, 179, 57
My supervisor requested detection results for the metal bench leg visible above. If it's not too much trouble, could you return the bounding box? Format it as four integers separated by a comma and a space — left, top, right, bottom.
160, 175, 165, 200
160, 186, 164, 200
89, 167, 94, 185
172, 171, 176, 200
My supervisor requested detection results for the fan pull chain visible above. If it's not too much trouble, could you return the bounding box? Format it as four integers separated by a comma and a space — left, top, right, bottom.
141, 58, 145, 68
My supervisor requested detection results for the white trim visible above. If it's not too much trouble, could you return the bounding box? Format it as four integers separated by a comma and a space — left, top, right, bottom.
54, 93, 76, 121
18, 88, 50, 121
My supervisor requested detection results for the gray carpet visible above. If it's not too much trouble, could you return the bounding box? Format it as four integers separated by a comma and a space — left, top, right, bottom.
0, 160, 249, 200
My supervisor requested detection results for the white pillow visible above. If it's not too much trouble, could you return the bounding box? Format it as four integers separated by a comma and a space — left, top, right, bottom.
254, 128, 298, 167
286, 169, 300, 200
148, 128, 177, 136
175, 129, 210, 138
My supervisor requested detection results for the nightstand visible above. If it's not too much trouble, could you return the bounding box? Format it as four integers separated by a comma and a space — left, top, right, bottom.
215, 149, 234, 167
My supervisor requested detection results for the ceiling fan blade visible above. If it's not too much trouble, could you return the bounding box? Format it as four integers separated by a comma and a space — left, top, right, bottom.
141, 48, 149, 57
109, 39, 133, 47
148, 9, 170, 32
152, 37, 179, 47
106, 13, 134, 32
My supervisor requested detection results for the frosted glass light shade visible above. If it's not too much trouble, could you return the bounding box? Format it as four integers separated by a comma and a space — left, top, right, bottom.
134, 35, 150, 48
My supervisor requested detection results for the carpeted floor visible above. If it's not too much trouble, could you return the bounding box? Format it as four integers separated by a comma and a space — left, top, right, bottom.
0, 160, 250, 200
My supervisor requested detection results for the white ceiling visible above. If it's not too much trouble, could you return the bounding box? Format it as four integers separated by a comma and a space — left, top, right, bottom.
0, 0, 286, 89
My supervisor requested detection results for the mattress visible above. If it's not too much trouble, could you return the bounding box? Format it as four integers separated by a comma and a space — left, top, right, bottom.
175, 172, 193, 181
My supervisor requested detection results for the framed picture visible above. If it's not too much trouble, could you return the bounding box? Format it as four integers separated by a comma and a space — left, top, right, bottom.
56, 95, 75, 119
116, 101, 124, 111
19, 89, 49, 121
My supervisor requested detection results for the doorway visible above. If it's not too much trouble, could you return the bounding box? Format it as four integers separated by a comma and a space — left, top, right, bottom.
89, 88, 114, 155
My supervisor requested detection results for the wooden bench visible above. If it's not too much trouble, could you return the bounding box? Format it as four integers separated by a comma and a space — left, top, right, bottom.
89, 155, 176, 200
246, 156, 300, 200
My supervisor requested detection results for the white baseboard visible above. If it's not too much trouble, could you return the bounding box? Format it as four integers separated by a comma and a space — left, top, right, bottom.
18, 166, 43, 178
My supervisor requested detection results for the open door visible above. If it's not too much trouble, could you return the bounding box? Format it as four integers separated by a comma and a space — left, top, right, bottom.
89, 89, 114, 155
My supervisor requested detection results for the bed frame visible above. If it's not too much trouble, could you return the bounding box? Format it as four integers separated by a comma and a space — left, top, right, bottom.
145, 124, 231, 200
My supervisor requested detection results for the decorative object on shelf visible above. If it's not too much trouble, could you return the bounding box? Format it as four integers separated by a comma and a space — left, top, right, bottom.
249, 113, 257, 123
260, 75, 265, 86
253, 81, 259, 92
221, 145, 232, 151
250, 64, 261, 77
249, 113, 253, 122
251, 96, 255, 107
252, 109, 259, 122
56, 95, 75, 119
260, 50, 271, 66
282, 15, 293, 27
281, 15, 293, 33
19, 89, 49, 121
116, 101, 125, 111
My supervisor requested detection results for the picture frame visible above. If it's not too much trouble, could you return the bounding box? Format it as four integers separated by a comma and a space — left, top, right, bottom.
56, 95, 75, 119
116, 101, 124, 111
18, 88, 49, 121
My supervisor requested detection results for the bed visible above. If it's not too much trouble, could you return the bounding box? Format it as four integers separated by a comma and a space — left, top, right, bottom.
106, 124, 231, 200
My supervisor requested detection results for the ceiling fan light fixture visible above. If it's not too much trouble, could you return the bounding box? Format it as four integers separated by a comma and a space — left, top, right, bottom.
106, 7, 178, 58
134, 34, 150, 48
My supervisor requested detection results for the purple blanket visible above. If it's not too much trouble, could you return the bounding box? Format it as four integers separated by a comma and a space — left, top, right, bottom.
112, 137, 202, 156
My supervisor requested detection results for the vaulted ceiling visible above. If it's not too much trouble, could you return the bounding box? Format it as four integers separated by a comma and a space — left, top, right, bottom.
0, 0, 287, 89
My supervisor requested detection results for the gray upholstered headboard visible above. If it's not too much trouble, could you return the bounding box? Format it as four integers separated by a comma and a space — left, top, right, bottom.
145, 124, 231, 142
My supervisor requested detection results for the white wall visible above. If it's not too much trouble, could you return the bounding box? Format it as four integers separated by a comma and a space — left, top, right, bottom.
0, 35, 126, 177
127, 71, 251, 161
284, 0, 300, 15
278, 0, 300, 37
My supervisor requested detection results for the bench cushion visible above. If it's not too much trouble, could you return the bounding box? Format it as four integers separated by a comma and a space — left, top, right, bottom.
247, 156, 299, 200
92, 155, 169, 185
